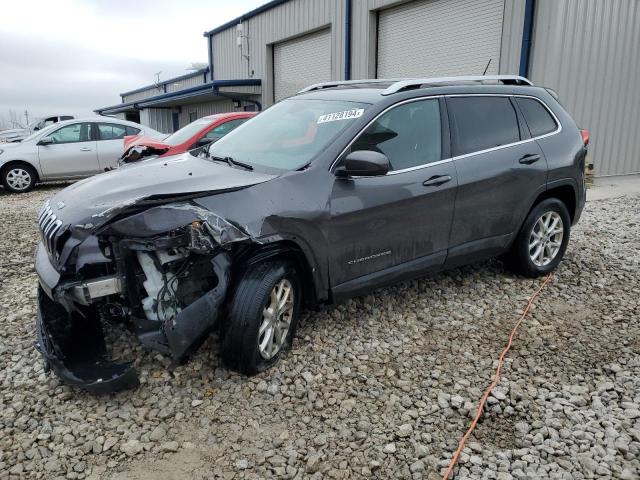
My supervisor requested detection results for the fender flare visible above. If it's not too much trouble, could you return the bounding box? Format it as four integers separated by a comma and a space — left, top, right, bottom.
240, 233, 328, 305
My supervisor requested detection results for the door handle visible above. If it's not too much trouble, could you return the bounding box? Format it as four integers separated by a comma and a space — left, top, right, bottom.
80, 147, 92, 152
519, 154, 540, 165
423, 175, 452, 187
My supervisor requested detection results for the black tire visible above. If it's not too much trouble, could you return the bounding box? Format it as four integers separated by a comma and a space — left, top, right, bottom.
2, 163, 37, 193
507, 198, 571, 277
221, 260, 301, 375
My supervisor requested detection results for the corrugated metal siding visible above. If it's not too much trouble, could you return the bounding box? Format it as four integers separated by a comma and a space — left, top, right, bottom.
165, 73, 206, 93
530, 0, 640, 176
273, 29, 332, 101
122, 73, 205, 102
140, 108, 173, 134
351, 0, 410, 79
499, 0, 526, 74
376, 0, 505, 78
123, 88, 163, 103
178, 100, 237, 127
210, 0, 344, 105
350, 0, 522, 79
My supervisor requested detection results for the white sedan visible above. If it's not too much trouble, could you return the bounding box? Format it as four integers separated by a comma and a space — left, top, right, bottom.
0, 117, 164, 193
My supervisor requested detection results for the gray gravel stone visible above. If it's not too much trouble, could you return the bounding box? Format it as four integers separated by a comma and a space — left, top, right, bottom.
1, 187, 638, 480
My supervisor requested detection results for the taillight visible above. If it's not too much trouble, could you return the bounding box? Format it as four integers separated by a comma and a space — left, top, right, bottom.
580, 129, 590, 146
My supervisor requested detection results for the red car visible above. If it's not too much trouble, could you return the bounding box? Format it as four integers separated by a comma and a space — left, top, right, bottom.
120, 112, 256, 164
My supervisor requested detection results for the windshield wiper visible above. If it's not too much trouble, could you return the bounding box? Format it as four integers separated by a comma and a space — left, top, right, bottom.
210, 155, 253, 171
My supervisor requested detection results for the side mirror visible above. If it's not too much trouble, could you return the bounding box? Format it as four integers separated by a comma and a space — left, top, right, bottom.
334, 150, 390, 177
37, 137, 53, 146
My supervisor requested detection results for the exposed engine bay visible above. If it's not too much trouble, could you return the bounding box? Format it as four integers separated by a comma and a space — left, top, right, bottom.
35, 201, 250, 394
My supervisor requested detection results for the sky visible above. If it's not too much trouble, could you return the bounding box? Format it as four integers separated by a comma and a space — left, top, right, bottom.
0, 0, 269, 128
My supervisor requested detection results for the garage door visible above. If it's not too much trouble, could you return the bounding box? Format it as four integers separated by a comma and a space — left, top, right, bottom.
274, 29, 331, 102
377, 0, 504, 78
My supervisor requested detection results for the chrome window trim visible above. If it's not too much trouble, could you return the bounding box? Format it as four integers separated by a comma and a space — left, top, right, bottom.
330, 93, 561, 177
446, 94, 562, 160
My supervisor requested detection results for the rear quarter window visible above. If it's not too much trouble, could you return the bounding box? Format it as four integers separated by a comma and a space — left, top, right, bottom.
448, 96, 520, 156
515, 97, 558, 137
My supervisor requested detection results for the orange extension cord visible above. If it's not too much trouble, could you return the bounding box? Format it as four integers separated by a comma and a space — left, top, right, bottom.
442, 273, 554, 480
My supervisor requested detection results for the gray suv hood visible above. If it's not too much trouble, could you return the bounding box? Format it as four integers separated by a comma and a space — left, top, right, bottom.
49, 153, 277, 227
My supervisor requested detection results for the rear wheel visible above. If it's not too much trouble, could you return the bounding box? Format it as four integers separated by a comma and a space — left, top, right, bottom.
2, 164, 37, 193
221, 260, 301, 375
507, 198, 571, 277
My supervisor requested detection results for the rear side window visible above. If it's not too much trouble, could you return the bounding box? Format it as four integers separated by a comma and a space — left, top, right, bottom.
97, 123, 128, 140
351, 98, 442, 171
448, 96, 520, 156
515, 97, 558, 137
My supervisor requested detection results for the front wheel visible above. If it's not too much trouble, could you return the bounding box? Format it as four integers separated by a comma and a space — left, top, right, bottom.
221, 260, 301, 375
507, 198, 571, 277
2, 164, 37, 193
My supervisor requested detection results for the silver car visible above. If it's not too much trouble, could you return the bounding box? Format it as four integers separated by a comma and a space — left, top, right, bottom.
0, 117, 164, 193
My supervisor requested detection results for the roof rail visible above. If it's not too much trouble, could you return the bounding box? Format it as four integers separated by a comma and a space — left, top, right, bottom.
298, 78, 407, 94
380, 75, 533, 95
297, 75, 533, 96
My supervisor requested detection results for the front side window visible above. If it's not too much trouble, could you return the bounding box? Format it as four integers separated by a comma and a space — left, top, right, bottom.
515, 97, 558, 137
448, 96, 520, 156
49, 123, 92, 144
209, 99, 371, 170
204, 119, 247, 141
350, 99, 442, 171
98, 123, 128, 140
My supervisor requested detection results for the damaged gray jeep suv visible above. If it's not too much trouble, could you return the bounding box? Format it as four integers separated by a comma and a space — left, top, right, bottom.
34, 76, 587, 393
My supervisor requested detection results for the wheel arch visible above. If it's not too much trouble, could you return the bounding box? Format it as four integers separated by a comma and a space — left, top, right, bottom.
510, 179, 577, 249
234, 237, 326, 308
535, 180, 578, 222
1, 159, 41, 183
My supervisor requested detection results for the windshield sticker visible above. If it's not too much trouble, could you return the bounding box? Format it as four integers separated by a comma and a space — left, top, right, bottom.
317, 108, 364, 124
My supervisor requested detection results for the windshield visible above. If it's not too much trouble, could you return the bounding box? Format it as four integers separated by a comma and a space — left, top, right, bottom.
164, 119, 212, 146
208, 99, 370, 170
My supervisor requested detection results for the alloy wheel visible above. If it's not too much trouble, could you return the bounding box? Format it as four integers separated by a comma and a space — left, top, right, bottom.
529, 211, 564, 267
258, 278, 294, 360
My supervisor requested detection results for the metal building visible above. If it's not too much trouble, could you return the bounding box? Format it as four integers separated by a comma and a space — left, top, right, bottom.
95, 68, 262, 134
97, 0, 640, 176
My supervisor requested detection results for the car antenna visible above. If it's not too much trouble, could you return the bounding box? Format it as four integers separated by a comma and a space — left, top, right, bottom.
482, 58, 492, 75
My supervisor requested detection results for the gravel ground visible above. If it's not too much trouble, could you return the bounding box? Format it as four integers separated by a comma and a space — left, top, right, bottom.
0, 184, 638, 480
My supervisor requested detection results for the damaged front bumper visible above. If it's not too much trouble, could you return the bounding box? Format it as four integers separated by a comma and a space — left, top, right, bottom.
35, 286, 140, 394
34, 203, 242, 394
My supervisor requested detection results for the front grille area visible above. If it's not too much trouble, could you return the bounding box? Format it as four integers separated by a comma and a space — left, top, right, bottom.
38, 200, 64, 259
